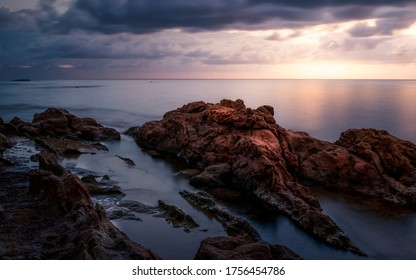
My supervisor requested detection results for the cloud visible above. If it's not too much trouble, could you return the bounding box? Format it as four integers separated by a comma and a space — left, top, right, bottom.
348, 18, 414, 37
24, 0, 414, 35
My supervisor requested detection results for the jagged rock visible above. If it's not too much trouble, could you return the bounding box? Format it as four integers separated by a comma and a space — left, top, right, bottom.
116, 156, 136, 167
134, 99, 361, 253
337, 129, 416, 188
0, 133, 13, 153
81, 175, 124, 196
180, 190, 261, 241
189, 163, 231, 187
26, 108, 120, 141
175, 169, 202, 179
37, 151, 65, 176
106, 207, 141, 221
195, 234, 301, 260
157, 200, 199, 232
118, 200, 158, 214
0, 153, 160, 259
286, 129, 416, 208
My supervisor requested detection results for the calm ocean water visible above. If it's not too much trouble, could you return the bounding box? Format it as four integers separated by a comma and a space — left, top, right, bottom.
1, 79, 416, 259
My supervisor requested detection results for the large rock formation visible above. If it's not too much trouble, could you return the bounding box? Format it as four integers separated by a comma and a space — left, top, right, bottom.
0, 151, 160, 259
133, 99, 416, 254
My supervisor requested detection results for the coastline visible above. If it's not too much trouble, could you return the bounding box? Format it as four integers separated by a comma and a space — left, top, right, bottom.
1, 101, 414, 260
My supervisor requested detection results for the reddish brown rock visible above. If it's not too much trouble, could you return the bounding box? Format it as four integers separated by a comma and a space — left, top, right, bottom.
27, 108, 120, 141
337, 129, 416, 187
133, 99, 372, 254
195, 234, 301, 260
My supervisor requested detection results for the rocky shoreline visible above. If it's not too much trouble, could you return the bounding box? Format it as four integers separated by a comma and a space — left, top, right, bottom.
1, 100, 416, 259
131, 99, 416, 255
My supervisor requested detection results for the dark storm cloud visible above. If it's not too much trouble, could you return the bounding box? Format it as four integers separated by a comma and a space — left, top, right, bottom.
249, 0, 414, 8
41, 0, 415, 35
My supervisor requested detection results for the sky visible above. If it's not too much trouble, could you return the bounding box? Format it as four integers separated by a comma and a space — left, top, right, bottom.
0, 0, 416, 79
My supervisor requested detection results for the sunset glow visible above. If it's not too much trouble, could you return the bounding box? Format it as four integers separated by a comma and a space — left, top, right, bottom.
1, 0, 415, 79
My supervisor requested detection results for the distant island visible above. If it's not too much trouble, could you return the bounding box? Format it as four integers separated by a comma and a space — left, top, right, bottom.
11, 79, 31, 82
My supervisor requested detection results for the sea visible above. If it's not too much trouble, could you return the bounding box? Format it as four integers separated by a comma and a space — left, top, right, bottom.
1, 79, 416, 260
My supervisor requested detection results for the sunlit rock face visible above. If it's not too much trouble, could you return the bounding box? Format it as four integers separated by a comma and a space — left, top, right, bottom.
134, 99, 416, 255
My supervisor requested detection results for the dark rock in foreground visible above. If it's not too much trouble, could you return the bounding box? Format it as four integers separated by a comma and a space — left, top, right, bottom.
0, 153, 159, 259
133, 99, 416, 254
195, 234, 301, 260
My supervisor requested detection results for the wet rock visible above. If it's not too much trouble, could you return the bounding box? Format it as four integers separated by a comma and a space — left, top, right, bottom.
0, 133, 13, 153
116, 155, 136, 167
106, 207, 141, 221
37, 151, 65, 176
195, 234, 301, 260
175, 169, 202, 178
180, 190, 260, 241
134, 99, 361, 253
92, 142, 109, 152
157, 200, 199, 232
81, 174, 124, 196
0, 153, 160, 259
118, 200, 158, 214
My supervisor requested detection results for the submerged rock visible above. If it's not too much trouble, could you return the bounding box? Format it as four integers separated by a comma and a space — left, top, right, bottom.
81, 174, 124, 196
157, 200, 199, 232
118, 200, 158, 214
180, 190, 261, 241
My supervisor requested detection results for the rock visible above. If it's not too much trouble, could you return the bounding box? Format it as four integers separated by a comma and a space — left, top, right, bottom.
175, 169, 202, 178
118, 200, 158, 214
81, 174, 124, 196
0, 133, 13, 153
180, 190, 261, 241
157, 200, 199, 232
106, 207, 141, 221
195, 234, 301, 260
337, 129, 416, 188
0, 117, 4, 131
29, 108, 120, 141
285, 129, 416, 208
116, 155, 136, 167
134, 99, 361, 253
0, 153, 160, 259
37, 151, 65, 176
4, 122, 19, 134
189, 163, 231, 188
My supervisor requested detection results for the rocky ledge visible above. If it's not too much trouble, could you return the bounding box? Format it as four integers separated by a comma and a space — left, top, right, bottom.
132, 99, 416, 254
